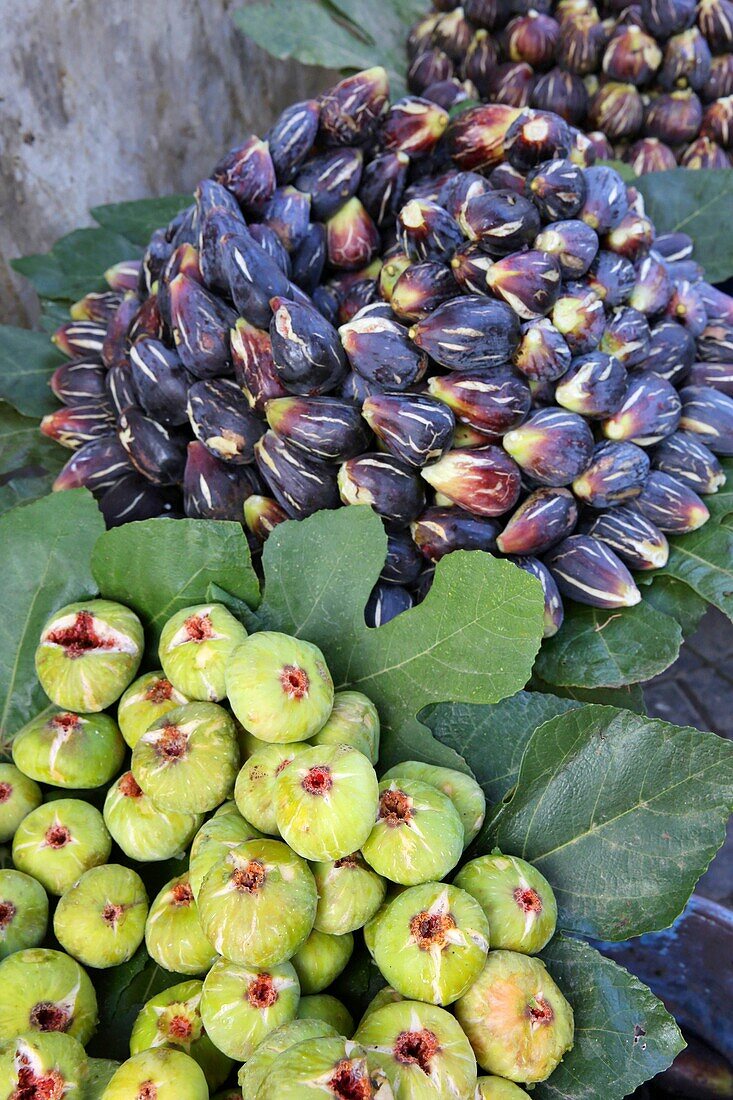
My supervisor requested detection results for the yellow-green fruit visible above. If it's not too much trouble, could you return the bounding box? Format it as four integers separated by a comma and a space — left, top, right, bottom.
0, 947, 98, 1044
0, 1032, 89, 1100
225, 632, 334, 743
145, 874, 217, 975
117, 670, 190, 748
35, 599, 144, 712
255, 1035, 392, 1099
200, 957, 299, 1060
291, 929, 354, 995
358, 986, 404, 1026
238, 1019, 340, 1098
197, 839, 317, 967
101, 1049, 208, 1100
454, 951, 574, 1083
274, 744, 379, 861
312, 852, 387, 935
361, 779, 463, 886
355, 999, 478, 1099
234, 742, 311, 835
132, 702, 239, 813
476, 1077, 529, 1098
188, 808, 262, 900
310, 690, 380, 764
381, 760, 486, 846
158, 604, 247, 702
0, 763, 42, 842
130, 980, 232, 1090
53, 864, 148, 969
86, 1058, 121, 1099
0, 869, 48, 959
454, 854, 557, 954
12, 798, 111, 896
12, 709, 125, 789
373, 883, 490, 1006
103, 771, 203, 863
298, 994, 354, 1037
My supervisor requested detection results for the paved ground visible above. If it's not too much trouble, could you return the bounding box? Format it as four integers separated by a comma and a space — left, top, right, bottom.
645, 607, 733, 906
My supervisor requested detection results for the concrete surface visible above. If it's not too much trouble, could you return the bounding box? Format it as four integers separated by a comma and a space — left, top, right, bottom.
0, 0, 334, 325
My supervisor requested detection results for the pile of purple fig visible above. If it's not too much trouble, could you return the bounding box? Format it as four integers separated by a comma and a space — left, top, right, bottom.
407, 0, 733, 173
44, 66, 733, 635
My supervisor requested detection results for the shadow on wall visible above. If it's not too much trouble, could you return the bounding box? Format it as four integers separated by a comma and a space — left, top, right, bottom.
0, 0, 335, 325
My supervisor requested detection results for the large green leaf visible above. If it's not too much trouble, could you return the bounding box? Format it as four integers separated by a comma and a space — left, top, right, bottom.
705, 458, 733, 523
0, 405, 66, 516
534, 600, 682, 688
90, 195, 191, 247
0, 327, 65, 418
91, 518, 261, 653
0, 490, 104, 754
535, 938, 684, 1100
12, 227, 139, 302
532, 677, 647, 712
487, 705, 733, 940
424, 691, 582, 807
641, 574, 708, 638
258, 507, 545, 769
660, 521, 733, 622
635, 168, 733, 283
233, 0, 424, 91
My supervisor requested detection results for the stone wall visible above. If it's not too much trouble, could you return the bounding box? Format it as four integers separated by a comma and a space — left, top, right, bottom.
0, 0, 333, 324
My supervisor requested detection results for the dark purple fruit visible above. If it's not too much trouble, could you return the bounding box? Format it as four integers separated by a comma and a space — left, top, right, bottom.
53, 436, 133, 495
266, 99, 320, 181
428, 366, 532, 434
573, 439, 650, 506
641, 0, 696, 40
105, 364, 138, 418
678, 385, 733, 453
602, 25, 663, 84
652, 431, 726, 493
40, 401, 115, 450
100, 296, 139, 371
589, 82, 644, 140
697, 320, 733, 362
503, 110, 572, 171
195, 177, 243, 222
526, 158, 586, 221
411, 506, 500, 560
99, 473, 180, 527
557, 15, 606, 75
198, 208, 248, 292
644, 321, 695, 384
486, 61, 536, 107
631, 470, 710, 531
50, 359, 107, 405
489, 162, 528, 194
230, 318, 287, 413
129, 338, 192, 427
390, 262, 458, 322
221, 229, 291, 328
602, 371, 682, 445
338, 452, 426, 524
513, 319, 572, 381
244, 494, 290, 541
532, 68, 589, 125
450, 242, 494, 295
410, 296, 521, 370
625, 137, 678, 175
679, 136, 731, 167
382, 525, 425, 584
504, 12, 560, 68
141, 229, 173, 294
186, 378, 264, 464
359, 152, 410, 227
269, 296, 346, 396
183, 441, 260, 520
255, 430, 340, 518
584, 508, 669, 570
496, 486, 578, 554
660, 27, 712, 91
70, 291, 123, 325
445, 104, 521, 172
461, 30, 498, 95
698, 0, 733, 52
265, 395, 370, 461
117, 408, 188, 486
262, 186, 311, 254
458, 189, 541, 256
600, 306, 651, 367
326, 198, 380, 271
545, 534, 641, 608
578, 166, 629, 233
533, 218, 599, 278
422, 77, 478, 109
105, 259, 141, 293
512, 556, 564, 635
604, 212, 655, 264
169, 274, 236, 378
213, 135, 276, 215
364, 582, 413, 627
701, 96, 733, 147
687, 361, 733, 395
397, 200, 463, 263
555, 351, 627, 418
421, 446, 522, 516
340, 314, 428, 390
587, 251, 636, 307
628, 254, 673, 317
318, 67, 390, 146
438, 172, 492, 221
289, 224, 327, 295
295, 149, 364, 221
551, 288, 606, 354
362, 392, 455, 467
381, 97, 449, 159
485, 250, 562, 319
645, 89, 703, 143
408, 48, 454, 94
503, 406, 595, 485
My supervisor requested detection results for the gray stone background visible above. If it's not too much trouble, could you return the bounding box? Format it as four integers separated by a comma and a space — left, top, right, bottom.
2, 0, 731, 903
